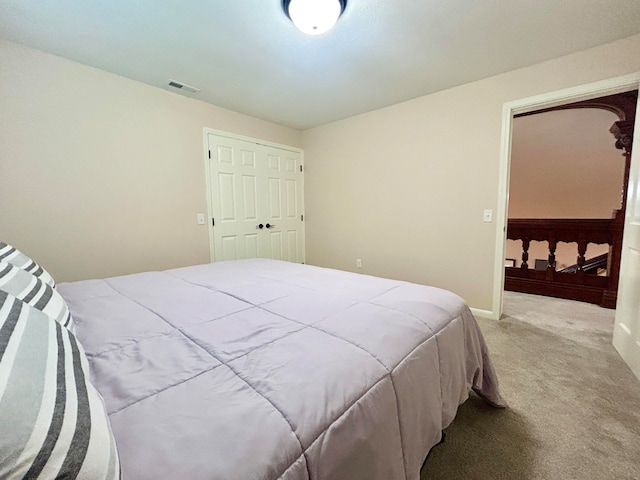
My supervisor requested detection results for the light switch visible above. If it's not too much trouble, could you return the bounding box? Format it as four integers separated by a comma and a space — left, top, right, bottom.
483, 209, 493, 223
197, 213, 205, 225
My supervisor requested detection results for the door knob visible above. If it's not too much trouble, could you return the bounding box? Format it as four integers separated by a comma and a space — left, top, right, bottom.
266, 223, 276, 229
257, 224, 264, 229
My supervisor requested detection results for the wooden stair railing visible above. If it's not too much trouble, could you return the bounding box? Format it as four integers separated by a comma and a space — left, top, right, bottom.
505, 212, 624, 308
559, 252, 608, 274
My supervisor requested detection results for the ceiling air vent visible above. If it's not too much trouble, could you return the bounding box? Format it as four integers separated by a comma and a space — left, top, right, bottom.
167, 79, 200, 94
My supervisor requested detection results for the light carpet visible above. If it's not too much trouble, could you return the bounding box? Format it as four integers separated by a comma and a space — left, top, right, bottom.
420, 291, 640, 479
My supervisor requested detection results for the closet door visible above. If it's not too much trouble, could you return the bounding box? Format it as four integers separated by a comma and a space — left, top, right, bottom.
262, 144, 304, 263
207, 132, 304, 263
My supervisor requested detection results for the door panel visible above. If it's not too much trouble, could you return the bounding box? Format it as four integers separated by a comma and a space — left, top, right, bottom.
241, 149, 256, 167
270, 232, 283, 260
217, 145, 233, 164
285, 156, 296, 172
613, 97, 640, 381
287, 231, 298, 263
286, 180, 297, 219
218, 173, 236, 221
208, 133, 304, 263
221, 236, 238, 261
268, 154, 280, 170
244, 234, 259, 259
268, 177, 282, 219
241, 175, 258, 221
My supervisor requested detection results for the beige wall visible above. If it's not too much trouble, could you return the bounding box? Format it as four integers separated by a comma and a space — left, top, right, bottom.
509, 109, 625, 218
0, 39, 301, 282
302, 34, 640, 312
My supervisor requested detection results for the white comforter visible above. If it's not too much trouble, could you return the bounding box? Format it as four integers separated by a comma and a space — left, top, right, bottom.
58, 259, 505, 480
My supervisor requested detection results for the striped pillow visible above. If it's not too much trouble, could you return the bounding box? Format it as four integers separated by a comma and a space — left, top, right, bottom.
0, 290, 121, 480
0, 260, 75, 332
0, 241, 56, 287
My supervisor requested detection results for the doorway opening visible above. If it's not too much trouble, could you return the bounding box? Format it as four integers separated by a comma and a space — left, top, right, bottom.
504, 90, 637, 311
493, 74, 640, 320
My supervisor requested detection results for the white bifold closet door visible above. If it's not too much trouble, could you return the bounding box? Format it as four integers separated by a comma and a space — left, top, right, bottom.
207, 132, 304, 263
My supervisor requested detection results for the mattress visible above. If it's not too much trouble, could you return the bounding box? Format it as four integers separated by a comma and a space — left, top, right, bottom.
58, 259, 505, 480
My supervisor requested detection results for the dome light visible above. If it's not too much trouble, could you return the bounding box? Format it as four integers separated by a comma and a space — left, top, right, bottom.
283, 0, 347, 35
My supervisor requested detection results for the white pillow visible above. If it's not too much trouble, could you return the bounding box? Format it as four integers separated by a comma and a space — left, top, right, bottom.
0, 241, 55, 287
0, 290, 121, 480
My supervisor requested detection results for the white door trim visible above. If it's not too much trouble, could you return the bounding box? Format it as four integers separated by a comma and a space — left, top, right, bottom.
203, 128, 305, 263
492, 72, 640, 320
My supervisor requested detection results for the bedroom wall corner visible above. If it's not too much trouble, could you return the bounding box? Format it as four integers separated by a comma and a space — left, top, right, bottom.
0, 39, 302, 282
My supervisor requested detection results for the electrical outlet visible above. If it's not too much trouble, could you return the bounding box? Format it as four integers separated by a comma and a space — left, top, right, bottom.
197, 213, 205, 225
483, 209, 493, 223
356, 259, 362, 269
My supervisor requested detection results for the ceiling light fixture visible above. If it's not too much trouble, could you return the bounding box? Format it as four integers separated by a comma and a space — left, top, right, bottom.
282, 0, 347, 35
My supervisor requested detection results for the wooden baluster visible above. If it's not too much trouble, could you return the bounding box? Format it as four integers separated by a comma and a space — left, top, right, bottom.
546, 237, 557, 281
521, 237, 530, 271
576, 238, 587, 277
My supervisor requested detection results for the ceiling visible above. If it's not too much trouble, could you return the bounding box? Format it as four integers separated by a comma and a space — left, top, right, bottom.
1, 1, 640, 130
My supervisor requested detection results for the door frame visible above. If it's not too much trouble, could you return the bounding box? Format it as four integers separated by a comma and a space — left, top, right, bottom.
202, 128, 305, 263
493, 73, 640, 319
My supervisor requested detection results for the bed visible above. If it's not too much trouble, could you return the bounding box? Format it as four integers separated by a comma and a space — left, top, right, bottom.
53, 258, 505, 480
0, 242, 505, 479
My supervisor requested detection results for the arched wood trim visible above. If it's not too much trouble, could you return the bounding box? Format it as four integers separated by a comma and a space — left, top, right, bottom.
514, 90, 637, 122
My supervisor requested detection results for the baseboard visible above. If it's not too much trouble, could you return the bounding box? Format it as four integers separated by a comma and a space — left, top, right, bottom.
470, 307, 498, 321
